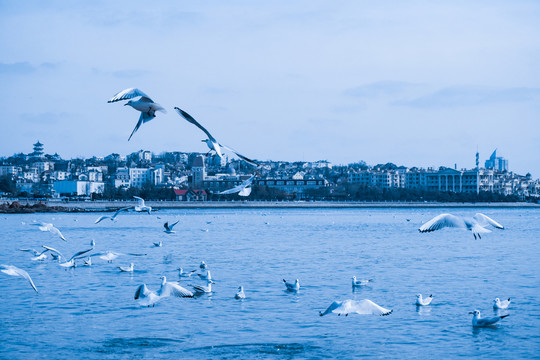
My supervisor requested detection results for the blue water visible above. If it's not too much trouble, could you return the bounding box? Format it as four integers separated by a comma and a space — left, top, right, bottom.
0, 208, 539, 359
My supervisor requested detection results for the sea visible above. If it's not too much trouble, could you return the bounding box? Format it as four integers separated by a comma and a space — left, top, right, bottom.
0, 207, 539, 359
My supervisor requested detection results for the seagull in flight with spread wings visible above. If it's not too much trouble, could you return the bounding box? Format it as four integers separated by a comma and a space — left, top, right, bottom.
32, 222, 66, 241
108, 88, 166, 141
133, 196, 152, 214
174, 107, 259, 166
218, 174, 256, 196
134, 276, 194, 307
319, 299, 393, 317
1, 265, 38, 292
419, 213, 504, 239
95, 206, 131, 224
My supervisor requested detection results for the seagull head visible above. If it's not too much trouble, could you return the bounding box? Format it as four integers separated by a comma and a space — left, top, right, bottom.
469, 310, 480, 316
494, 298, 500, 303
416, 294, 422, 298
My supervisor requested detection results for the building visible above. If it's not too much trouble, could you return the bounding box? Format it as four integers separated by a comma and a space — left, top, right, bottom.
191, 155, 205, 186
485, 149, 508, 172
31, 141, 44, 157
53, 180, 104, 196
256, 178, 328, 196
174, 189, 207, 201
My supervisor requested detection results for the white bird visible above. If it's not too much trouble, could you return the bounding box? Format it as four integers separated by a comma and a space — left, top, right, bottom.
163, 221, 179, 234
493, 297, 511, 310
352, 276, 373, 287
219, 175, 256, 196
32, 222, 66, 241
133, 196, 152, 214
45, 240, 95, 266
469, 310, 509, 327
1, 265, 38, 292
174, 107, 259, 166
283, 279, 300, 292
200, 261, 207, 270
235, 286, 246, 299
108, 88, 166, 141
59, 259, 76, 268
87, 251, 146, 263
319, 299, 393, 316
416, 294, 433, 306
31, 253, 48, 261
178, 268, 196, 279
419, 213, 504, 239
95, 206, 131, 224
134, 276, 194, 307
192, 279, 215, 294
118, 263, 134, 272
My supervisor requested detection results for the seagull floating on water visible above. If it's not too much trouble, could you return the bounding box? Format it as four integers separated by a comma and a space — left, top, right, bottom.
319, 299, 392, 316
108, 88, 166, 141
134, 276, 194, 307
352, 276, 373, 287
95, 206, 131, 224
419, 213, 504, 239
1, 265, 38, 292
235, 286, 246, 299
416, 294, 433, 306
174, 107, 259, 166
178, 268, 196, 279
87, 251, 146, 263
118, 263, 134, 272
192, 279, 215, 294
163, 221, 179, 234
469, 310, 509, 327
493, 298, 511, 310
153, 241, 163, 247
283, 279, 300, 292
32, 222, 66, 241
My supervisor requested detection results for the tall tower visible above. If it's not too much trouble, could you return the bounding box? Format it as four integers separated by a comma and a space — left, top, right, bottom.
475, 149, 480, 195
32, 140, 44, 157
475, 150, 479, 169
191, 155, 206, 187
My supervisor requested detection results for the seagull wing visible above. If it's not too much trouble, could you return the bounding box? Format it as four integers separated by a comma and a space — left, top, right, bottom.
238, 187, 252, 197
134, 284, 152, 299
68, 247, 94, 262
128, 112, 153, 141
0, 265, 38, 292
319, 301, 343, 316
42, 245, 65, 261
169, 220, 179, 230
133, 196, 145, 207
474, 213, 504, 229
111, 206, 132, 220
108, 88, 152, 103
419, 214, 466, 232
174, 107, 217, 143
95, 215, 110, 224
167, 282, 194, 297
49, 225, 66, 241
476, 316, 504, 326
221, 144, 260, 166
348, 299, 393, 316
164, 222, 170, 231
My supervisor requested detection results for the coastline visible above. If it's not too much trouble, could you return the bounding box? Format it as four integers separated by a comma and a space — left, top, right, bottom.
1, 199, 539, 213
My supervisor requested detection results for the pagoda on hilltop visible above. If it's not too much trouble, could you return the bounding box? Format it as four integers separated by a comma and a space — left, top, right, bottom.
31, 140, 45, 158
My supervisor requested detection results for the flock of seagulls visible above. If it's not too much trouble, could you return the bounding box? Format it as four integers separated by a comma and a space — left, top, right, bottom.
108, 88, 260, 196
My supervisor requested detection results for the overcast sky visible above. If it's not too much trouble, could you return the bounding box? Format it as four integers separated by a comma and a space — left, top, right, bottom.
1, 1, 539, 175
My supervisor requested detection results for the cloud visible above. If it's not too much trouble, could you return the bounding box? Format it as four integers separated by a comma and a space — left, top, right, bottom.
396, 86, 540, 108
344, 81, 419, 98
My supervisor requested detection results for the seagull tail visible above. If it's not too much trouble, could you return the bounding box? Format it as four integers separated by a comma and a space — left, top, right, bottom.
500, 314, 510, 319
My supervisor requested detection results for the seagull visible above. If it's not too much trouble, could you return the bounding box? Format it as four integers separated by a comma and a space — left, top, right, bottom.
200, 261, 207, 270
416, 294, 433, 306
419, 213, 504, 239
153, 241, 162, 247
83, 258, 92, 266
469, 310, 509, 327
493, 298, 511, 310
45, 240, 95, 266
163, 221, 179, 234
1, 265, 38, 292
134, 276, 194, 307
178, 268, 196, 279
235, 286, 246, 299
32, 222, 66, 241
108, 88, 166, 141
118, 263, 134, 272
197, 270, 212, 281
218, 175, 256, 196
95, 206, 131, 224
319, 299, 393, 316
87, 251, 146, 263
192, 279, 215, 294
133, 196, 152, 214
352, 276, 373, 287
283, 279, 300, 292
174, 107, 259, 166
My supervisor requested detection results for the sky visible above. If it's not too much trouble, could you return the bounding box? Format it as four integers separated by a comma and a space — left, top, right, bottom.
0, 1, 539, 176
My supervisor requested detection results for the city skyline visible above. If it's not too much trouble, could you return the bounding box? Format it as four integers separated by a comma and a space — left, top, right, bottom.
1, 1, 539, 176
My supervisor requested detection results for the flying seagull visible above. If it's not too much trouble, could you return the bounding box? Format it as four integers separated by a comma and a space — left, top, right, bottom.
493, 297, 511, 310
134, 276, 193, 307
174, 107, 259, 166
419, 213, 504, 239
469, 310, 509, 327
319, 299, 393, 316
108, 88, 166, 141
416, 294, 433, 306
1, 265, 38, 292
133, 196, 152, 214
218, 174, 256, 196
95, 206, 131, 224
163, 221, 179, 234
32, 222, 66, 241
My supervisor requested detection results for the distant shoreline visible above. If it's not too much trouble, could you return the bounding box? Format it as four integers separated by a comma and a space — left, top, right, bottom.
1, 199, 539, 213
